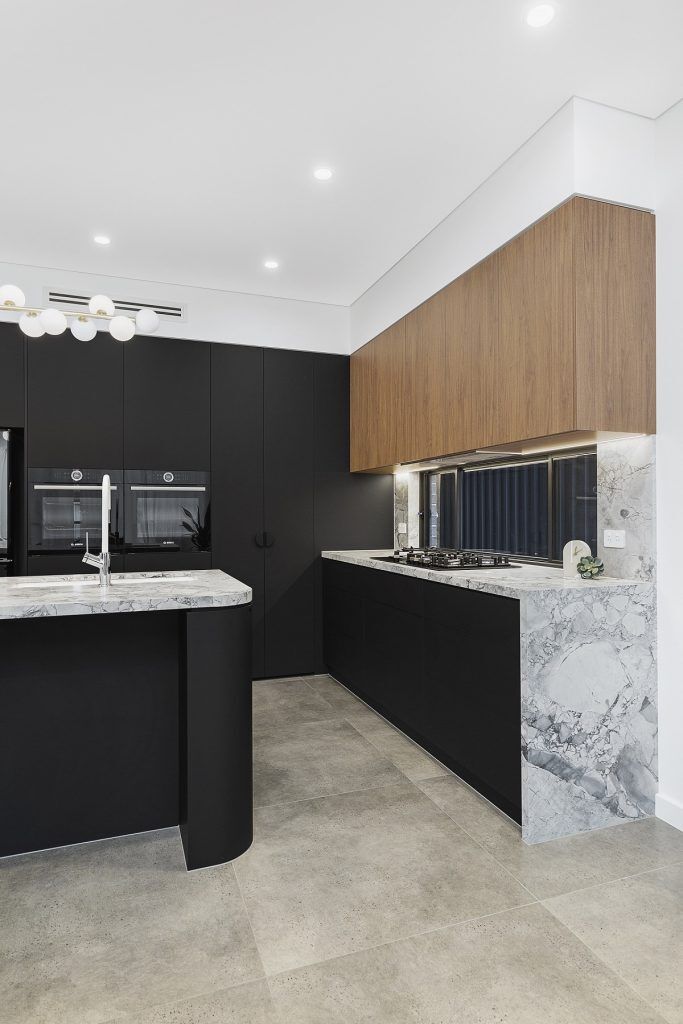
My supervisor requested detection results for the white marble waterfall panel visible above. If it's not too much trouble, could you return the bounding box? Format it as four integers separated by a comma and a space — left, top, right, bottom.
597, 436, 656, 580
520, 582, 657, 843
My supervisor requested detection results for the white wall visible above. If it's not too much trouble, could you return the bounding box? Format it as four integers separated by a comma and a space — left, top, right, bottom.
0, 261, 350, 355
349, 98, 656, 351
655, 97, 683, 832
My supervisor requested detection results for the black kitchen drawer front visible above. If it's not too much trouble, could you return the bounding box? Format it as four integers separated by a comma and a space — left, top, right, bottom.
322, 561, 522, 823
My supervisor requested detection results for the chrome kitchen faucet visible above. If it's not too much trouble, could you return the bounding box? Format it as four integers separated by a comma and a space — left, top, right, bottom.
82, 474, 112, 587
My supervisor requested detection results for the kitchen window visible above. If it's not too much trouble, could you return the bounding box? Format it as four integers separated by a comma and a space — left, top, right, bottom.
421, 449, 597, 564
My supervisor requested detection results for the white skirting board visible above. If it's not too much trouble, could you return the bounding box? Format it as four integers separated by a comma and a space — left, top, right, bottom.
656, 793, 683, 832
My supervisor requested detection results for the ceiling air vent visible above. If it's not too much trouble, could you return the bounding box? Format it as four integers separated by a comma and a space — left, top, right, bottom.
46, 291, 185, 323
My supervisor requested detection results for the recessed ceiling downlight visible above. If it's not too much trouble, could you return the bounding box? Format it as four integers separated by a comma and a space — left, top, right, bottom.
263, 260, 279, 270
93, 234, 111, 245
526, 4, 555, 27
313, 167, 333, 181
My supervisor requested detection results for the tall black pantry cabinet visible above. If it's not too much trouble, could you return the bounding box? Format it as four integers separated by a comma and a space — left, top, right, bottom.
211, 345, 393, 679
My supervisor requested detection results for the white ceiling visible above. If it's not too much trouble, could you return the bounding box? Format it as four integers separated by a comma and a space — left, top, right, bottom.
2, 0, 682, 306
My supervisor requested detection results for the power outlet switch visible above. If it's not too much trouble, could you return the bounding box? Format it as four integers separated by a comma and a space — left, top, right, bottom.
604, 529, 626, 549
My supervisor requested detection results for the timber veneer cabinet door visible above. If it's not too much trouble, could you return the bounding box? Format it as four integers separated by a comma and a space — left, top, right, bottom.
444, 255, 500, 455
350, 319, 406, 471
497, 200, 575, 445
404, 292, 447, 463
573, 197, 655, 434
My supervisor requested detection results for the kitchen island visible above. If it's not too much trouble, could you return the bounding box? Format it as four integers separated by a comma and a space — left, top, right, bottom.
322, 551, 657, 844
0, 570, 253, 870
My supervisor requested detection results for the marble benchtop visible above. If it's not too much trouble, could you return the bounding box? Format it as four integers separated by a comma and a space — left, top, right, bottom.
0, 570, 252, 620
322, 550, 647, 599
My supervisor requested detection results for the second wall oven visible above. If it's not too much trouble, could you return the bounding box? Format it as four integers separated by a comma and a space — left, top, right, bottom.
124, 470, 211, 553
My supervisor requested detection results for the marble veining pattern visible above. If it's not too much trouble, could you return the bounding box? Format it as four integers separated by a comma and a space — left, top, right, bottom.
323, 551, 657, 845
597, 436, 656, 581
0, 569, 252, 620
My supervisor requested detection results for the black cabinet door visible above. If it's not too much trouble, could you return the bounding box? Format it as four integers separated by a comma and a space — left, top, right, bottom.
27, 330, 123, 468
211, 344, 265, 678
313, 354, 394, 670
0, 323, 25, 429
124, 335, 210, 470
263, 348, 316, 677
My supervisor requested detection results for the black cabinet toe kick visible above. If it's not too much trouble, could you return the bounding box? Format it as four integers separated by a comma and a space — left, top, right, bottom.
0, 604, 253, 870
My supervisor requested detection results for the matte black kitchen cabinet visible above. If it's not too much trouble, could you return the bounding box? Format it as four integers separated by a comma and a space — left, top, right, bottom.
313, 355, 394, 670
323, 560, 522, 822
0, 323, 25, 428
211, 344, 266, 677
124, 335, 211, 470
263, 349, 316, 676
27, 331, 123, 468
211, 347, 394, 679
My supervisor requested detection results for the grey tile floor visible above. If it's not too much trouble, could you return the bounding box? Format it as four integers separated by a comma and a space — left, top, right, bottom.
2, 673, 682, 1023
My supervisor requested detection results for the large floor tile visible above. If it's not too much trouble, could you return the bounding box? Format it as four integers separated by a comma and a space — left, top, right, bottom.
420, 775, 683, 899
269, 903, 664, 1024
252, 676, 339, 726
105, 980, 279, 1024
0, 830, 263, 1024
234, 782, 532, 974
304, 674, 366, 713
545, 863, 683, 1024
346, 713, 449, 782
253, 717, 404, 807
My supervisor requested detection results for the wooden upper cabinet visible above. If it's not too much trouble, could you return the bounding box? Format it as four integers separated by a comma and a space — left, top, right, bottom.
350, 319, 405, 471
573, 197, 655, 434
403, 293, 446, 463
350, 198, 655, 471
497, 201, 575, 444
444, 255, 499, 454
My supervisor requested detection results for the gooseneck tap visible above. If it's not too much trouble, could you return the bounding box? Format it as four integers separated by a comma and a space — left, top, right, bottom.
82, 474, 112, 587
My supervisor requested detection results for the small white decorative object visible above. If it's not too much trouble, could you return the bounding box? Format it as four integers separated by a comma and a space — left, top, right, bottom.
563, 539, 591, 577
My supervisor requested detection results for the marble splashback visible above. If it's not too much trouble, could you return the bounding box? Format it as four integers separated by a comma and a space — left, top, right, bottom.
393, 474, 420, 549
597, 435, 656, 580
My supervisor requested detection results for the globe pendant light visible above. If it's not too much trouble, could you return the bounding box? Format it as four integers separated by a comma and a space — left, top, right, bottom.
109, 315, 135, 342
19, 312, 45, 337
135, 307, 160, 333
40, 308, 68, 335
0, 284, 26, 308
71, 316, 97, 342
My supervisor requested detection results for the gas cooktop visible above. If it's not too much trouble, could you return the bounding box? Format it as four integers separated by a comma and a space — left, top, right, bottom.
373, 548, 520, 571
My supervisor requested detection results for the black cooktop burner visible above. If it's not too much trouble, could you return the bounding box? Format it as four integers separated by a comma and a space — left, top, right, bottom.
373, 548, 520, 571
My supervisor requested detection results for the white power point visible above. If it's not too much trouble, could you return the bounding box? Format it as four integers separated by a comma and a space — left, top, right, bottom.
603, 529, 626, 549
397, 522, 407, 535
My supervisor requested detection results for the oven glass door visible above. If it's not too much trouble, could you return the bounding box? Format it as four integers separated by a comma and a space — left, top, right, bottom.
29, 484, 122, 553
126, 485, 210, 552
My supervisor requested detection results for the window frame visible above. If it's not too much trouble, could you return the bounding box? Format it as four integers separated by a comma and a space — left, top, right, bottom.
419, 445, 597, 566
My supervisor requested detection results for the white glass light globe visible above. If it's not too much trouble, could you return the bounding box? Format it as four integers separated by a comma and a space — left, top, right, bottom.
109, 315, 135, 342
0, 284, 26, 307
88, 293, 115, 317
19, 312, 45, 338
40, 308, 68, 335
71, 316, 97, 342
135, 307, 160, 333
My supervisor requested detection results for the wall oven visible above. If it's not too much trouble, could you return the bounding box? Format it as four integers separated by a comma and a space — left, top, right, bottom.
124, 470, 210, 553
28, 468, 124, 554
